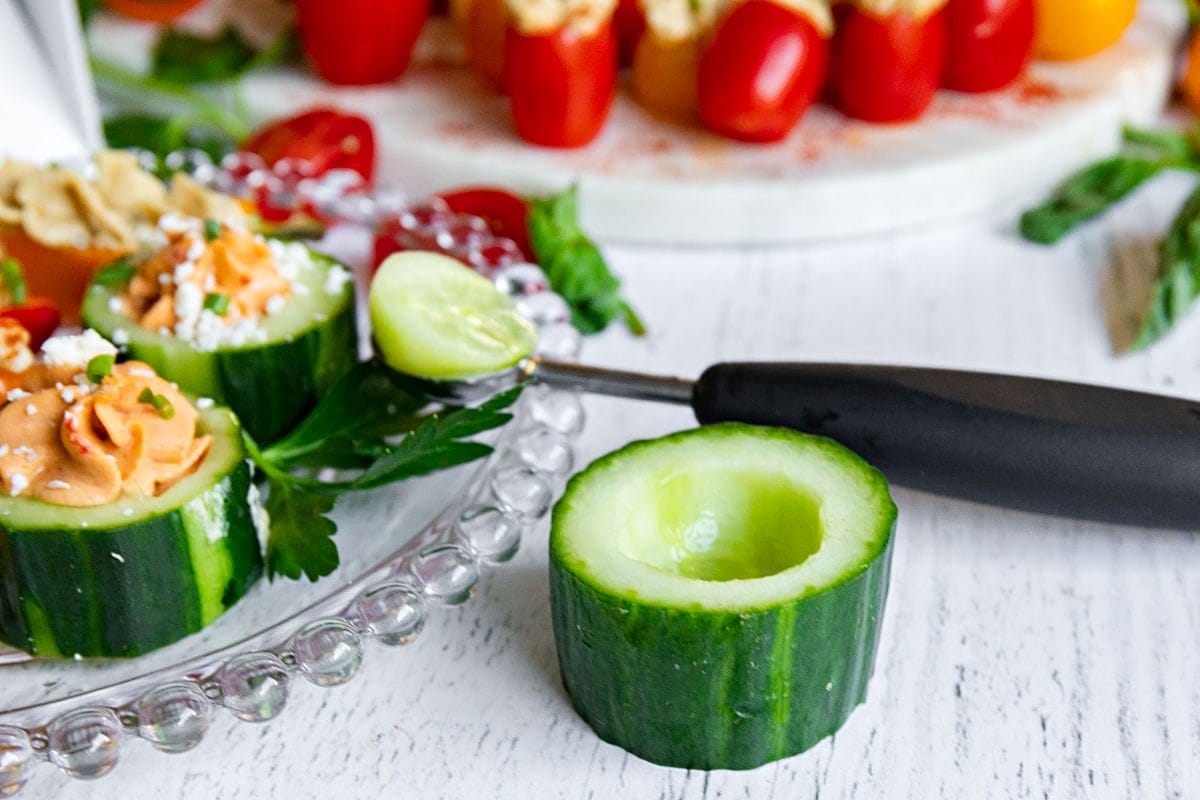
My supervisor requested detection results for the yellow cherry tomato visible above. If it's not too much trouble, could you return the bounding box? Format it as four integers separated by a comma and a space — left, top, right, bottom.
1182, 29, 1200, 115
631, 34, 702, 124
1033, 0, 1137, 61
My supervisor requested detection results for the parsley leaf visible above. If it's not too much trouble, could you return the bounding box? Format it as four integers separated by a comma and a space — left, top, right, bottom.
527, 186, 643, 336
352, 385, 523, 491
246, 367, 524, 582
263, 483, 339, 582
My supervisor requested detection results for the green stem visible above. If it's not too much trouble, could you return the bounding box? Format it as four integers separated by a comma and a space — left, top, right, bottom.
90, 57, 251, 140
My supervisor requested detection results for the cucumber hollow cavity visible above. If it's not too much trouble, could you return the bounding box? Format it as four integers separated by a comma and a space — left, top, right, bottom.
549, 423, 896, 770
0, 406, 263, 659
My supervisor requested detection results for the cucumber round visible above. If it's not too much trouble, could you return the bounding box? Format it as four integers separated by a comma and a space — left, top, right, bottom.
80, 246, 356, 445
549, 423, 897, 770
369, 252, 537, 381
0, 406, 263, 659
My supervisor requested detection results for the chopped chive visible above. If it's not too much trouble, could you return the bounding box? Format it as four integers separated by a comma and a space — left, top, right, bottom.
137, 387, 175, 420
204, 219, 222, 241
203, 292, 230, 316
86, 354, 115, 383
93, 259, 138, 288
1, 259, 26, 306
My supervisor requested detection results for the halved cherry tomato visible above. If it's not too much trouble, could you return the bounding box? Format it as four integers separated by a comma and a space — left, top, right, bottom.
943, 0, 1034, 92
466, 0, 510, 91
614, 0, 647, 67
632, 34, 702, 123
438, 188, 533, 259
102, 0, 205, 22
1, 305, 61, 351
294, 0, 430, 86
697, 0, 829, 143
829, 4, 946, 123
243, 108, 376, 183
505, 22, 618, 148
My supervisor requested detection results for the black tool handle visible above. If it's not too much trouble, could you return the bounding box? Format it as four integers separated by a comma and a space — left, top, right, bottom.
692, 363, 1200, 529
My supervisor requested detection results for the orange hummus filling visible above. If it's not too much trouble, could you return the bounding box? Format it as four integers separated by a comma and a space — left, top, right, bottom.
0, 328, 211, 507
120, 221, 292, 337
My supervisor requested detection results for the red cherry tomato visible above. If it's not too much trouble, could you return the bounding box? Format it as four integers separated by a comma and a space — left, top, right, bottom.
943, 0, 1034, 92
614, 0, 646, 67
466, 0, 510, 91
243, 108, 376, 183
294, 0, 430, 86
438, 188, 533, 259
505, 22, 618, 148
1, 305, 61, 350
102, 0, 205, 22
829, 4, 947, 123
697, 0, 829, 144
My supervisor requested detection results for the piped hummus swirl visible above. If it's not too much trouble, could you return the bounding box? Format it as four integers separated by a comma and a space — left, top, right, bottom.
0, 332, 211, 507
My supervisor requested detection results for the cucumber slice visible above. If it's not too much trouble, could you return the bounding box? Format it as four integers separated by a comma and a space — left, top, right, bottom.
80, 246, 356, 445
0, 407, 263, 659
550, 423, 896, 770
369, 252, 537, 381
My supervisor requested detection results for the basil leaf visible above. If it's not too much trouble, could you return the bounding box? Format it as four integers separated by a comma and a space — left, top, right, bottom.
103, 113, 237, 166
1020, 157, 1166, 244
527, 186, 643, 336
151, 27, 258, 85
1132, 185, 1200, 350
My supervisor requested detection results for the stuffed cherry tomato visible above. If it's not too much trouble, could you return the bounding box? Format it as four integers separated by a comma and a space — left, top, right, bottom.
697, 0, 831, 143
829, 0, 947, 123
243, 108, 377, 182
943, 0, 1034, 92
614, 0, 647, 66
102, 0, 205, 22
504, 0, 619, 148
295, 0, 430, 86
1033, 0, 1136, 61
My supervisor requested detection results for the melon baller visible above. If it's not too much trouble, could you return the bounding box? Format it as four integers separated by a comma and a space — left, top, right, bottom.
453, 357, 1200, 530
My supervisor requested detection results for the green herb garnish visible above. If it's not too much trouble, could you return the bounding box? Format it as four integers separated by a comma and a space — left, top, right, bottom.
1020, 126, 1200, 245
204, 219, 222, 242
137, 387, 175, 420
1132, 185, 1200, 350
0, 259, 26, 306
86, 354, 115, 383
527, 186, 644, 336
244, 360, 523, 581
93, 259, 139, 288
204, 292, 230, 316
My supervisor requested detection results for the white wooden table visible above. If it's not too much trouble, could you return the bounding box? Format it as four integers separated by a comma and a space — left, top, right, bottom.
33, 172, 1200, 799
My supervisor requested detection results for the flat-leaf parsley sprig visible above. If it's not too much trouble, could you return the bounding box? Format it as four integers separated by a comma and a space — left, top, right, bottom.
242, 359, 524, 582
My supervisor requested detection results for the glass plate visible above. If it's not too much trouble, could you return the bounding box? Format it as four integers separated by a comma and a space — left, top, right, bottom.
0, 156, 587, 793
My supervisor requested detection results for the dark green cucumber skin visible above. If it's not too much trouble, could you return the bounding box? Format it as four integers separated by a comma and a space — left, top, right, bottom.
550, 533, 894, 770
0, 460, 261, 659
202, 303, 356, 444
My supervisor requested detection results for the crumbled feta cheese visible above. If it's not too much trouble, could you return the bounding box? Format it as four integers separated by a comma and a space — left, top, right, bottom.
128, 367, 155, 378
158, 273, 172, 285
111, 328, 130, 346
107, 296, 124, 314
174, 259, 196, 282
195, 397, 214, 409
6, 389, 30, 402
0, 444, 8, 457
42, 330, 118, 368
13, 446, 34, 461
60, 388, 75, 403
9, 473, 28, 496
158, 212, 202, 235
324, 265, 352, 295
185, 238, 206, 262
123, 507, 134, 516
24, 404, 35, 416
45, 480, 70, 490
265, 294, 287, 316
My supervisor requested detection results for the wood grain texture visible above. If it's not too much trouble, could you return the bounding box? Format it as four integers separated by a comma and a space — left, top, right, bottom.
35, 177, 1200, 799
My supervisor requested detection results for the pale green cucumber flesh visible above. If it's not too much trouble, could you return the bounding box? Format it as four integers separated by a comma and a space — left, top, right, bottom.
0, 407, 263, 658
369, 252, 537, 381
549, 423, 897, 770
80, 246, 356, 445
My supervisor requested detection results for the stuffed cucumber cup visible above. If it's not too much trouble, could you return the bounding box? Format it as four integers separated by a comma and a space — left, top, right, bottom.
550, 423, 896, 770
81, 218, 356, 445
